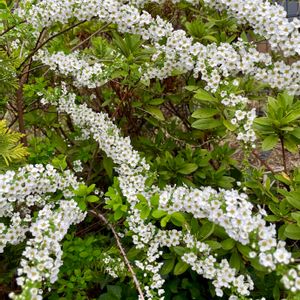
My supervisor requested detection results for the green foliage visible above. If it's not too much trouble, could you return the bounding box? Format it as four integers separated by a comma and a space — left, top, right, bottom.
48, 234, 135, 300
104, 178, 128, 221
0, 120, 28, 167
2, 1, 300, 299
254, 92, 300, 152
73, 183, 100, 211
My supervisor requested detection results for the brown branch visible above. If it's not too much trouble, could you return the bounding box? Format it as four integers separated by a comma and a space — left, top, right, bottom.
15, 29, 46, 146
89, 209, 145, 300
251, 150, 275, 175
19, 64, 46, 76
71, 22, 110, 52
0, 20, 26, 37
17, 20, 87, 71
280, 136, 288, 173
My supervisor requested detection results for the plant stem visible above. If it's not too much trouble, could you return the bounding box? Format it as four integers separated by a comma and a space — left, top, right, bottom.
89, 209, 145, 300
17, 20, 86, 71
280, 136, 287, 173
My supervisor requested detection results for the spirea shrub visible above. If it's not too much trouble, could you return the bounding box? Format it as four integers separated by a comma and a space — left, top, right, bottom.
1, 0, 300, 299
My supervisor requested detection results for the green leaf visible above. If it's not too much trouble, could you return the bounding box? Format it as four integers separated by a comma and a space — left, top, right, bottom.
171, 212, 186, 227
149, 98, 164, 105
202, 35, 218, 43
99, 294, 118, 300
161, 215, 171, 227
161, 259, 175, 275
191, 118, 221, 130
221, 238, 235, 250
240, 31, 248, 42
261, 135, 278, 151
237, 244, 251, 257
145, 106, 165, 121
230, 251, 241, 272
199, 222, 215, 240
290, 128, 300, 140
103, 156, 114, 178
254, 117, 273, 126
0, 0, 7, 9
173, 246, 186, 256
223, 119, 236, 131
77, 199, 87, 211
86, 195, 99, 202
74, 184, 88, 196
107, 285, 122, 299
273, 284, 280, 300
265, 215, 281, 222
205, 240, 221, 250
87, 184, 96, 194
194, 89, 217, 102
291, 212, 300, 226
152, 209, 166, 219
282, 109, 300, 123
286, 192, 300, 210
185, 85, 199, 92
284, 136, 298, 153
79, 251, 89, 258
192, 108, 218, 119
140, 206, 150, 219
114, 209, 123, 221
51, 155, 67, 170
178, 163, 198, 175
284, 224, 300, 240
150, 194, 159, 207
173, 260, 189, 275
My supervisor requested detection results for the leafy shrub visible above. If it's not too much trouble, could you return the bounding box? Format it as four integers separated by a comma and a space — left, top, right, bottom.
1, 0, 300, 300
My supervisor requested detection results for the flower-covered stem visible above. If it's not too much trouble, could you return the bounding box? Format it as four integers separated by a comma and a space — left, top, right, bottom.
54, 90, 298, 297
19, 0, 300, 95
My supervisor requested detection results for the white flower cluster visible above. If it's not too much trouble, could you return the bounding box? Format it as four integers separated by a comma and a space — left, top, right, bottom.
57, 89, 150, 204
11, 200, 85, 300
282, 266, 300, 293
22, 0, 300, 153
221, 92, 257, 144
203, 0, 300, 57
161, 231, 254, 298
144, 37, 300, 95
18, 0, 173, 42
20, 0, 300, 95
16, 0, 300, 297
0, 164, 86, 299
135, 228, 256, 299
182, 253, 254, 297
53, 90, 297, 299
133, 0, 300, 57
0, 164, 79, 252
73, 159, 83, 172
102, 253, 126, 278
56, 91, 261, 298
35, 50, 106, 88
158, 185, 292, 271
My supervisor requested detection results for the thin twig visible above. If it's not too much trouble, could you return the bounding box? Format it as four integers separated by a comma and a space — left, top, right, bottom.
0, 20, 26, 37
19, 64, 46, 76
17, 20, 87, 71
71, 22, 111, 52
252, 150, 275, 175
280, 136, 288, 174
89, 209, 145, 300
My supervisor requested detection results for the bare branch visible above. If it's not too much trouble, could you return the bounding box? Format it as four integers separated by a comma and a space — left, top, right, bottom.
71, 22, 110, 52
17, 20, 87, 71
89, 209, 145, 300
